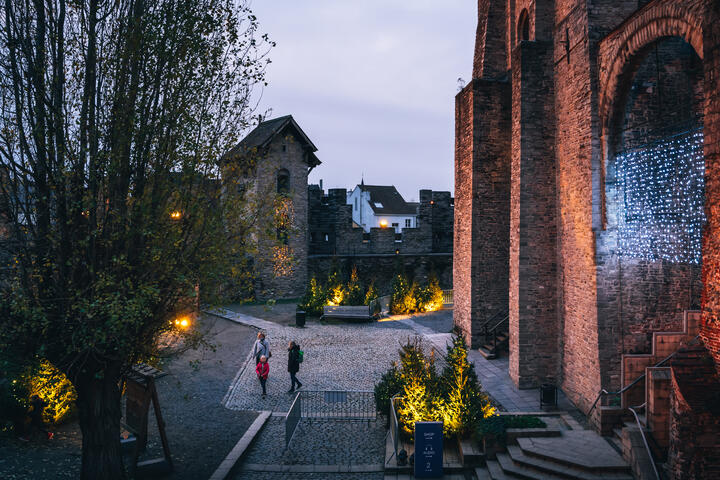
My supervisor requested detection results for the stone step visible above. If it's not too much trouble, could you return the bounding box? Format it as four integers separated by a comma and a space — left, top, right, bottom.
496, 452, 567, 480
475, 466, 492, 480
506, 445, 634, 480
517, 432, 631, 473
478, 346, 497, 359
486, 459, 513, 479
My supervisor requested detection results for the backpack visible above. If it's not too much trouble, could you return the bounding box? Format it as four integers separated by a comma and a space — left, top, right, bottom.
298, 350, 304, 363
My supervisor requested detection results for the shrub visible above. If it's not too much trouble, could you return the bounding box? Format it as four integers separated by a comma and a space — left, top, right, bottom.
326, 267, 346, 306
28, 360, 78, 424
365, 282, 380, 314
417, 276, 444, 312
435, 336, 495, 437
390, 275, 417, 314
344, 267, 365, 306
0, 356, 77, 429
298, 277, 325, 316
396, 339, 438, 437
374, 364, 403, 415
381, 336, 495, 440
501, 415, 546, 429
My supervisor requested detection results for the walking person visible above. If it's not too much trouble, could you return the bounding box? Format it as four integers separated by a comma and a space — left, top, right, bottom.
256, 355, 269, 398
253, 331, 270, 363
287, 341, 303, 393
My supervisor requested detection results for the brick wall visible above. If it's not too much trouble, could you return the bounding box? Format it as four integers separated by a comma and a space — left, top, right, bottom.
553, 0, 603, 411
454, 78, 511, 348
668, 345, 720, 479
701, 0, 720, 371
509, 39, 559, 388
307, 253, 452, 297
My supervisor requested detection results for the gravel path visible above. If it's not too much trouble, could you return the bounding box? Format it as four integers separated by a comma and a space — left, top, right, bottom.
0, 315, 259, 480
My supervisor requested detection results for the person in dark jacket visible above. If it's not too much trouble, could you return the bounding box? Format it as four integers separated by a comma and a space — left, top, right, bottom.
287, 341, 302, 393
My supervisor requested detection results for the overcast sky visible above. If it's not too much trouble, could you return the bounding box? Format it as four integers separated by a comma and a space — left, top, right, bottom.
250, 0, 476, 201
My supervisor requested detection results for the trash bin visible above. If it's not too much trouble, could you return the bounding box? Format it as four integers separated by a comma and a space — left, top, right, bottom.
540, 383, 557, 408
295, 310, 306, 327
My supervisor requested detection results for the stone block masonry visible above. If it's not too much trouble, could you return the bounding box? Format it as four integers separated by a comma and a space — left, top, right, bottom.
454, 78, 511, 348
307, 185, 453, 293
456, 5, 720, 466
509, 39, 558, 389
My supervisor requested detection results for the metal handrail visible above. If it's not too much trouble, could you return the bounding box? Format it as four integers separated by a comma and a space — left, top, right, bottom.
478, 310, 508, 331
484, 313, 509, 352
389, 395, 402, 461
586, 335, 700, 416
628, 403, 661, 480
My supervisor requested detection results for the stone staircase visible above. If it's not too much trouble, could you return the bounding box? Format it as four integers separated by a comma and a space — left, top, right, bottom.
474, 431, 633, 479
591, 310, 701, 480
477, 311, 510, 360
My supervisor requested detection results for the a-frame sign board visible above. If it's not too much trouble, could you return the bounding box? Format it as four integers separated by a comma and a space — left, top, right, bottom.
123, 364, 173, 476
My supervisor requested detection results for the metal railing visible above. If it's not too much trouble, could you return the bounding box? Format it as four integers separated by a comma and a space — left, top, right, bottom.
587, 335, 701, 416
442, 289, 453, 305
483, 313, 509, 353
296, 390, 376, 421
628, 403, 661, 480
285, 392, 301, 447
389, 395, 402, 461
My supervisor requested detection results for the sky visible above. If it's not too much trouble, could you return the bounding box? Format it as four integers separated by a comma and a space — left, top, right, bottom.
249, 0, 477, 201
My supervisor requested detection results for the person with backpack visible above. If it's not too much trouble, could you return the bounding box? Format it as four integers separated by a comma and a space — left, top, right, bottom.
256, 355, 269, 398
287, 341, 303, 393
253, 331, 271, 364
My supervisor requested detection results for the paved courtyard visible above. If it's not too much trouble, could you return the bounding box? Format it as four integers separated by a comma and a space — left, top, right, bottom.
220, 312, 420, 413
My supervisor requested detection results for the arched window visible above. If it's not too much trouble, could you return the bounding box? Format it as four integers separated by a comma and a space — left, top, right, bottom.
277, 168, 290, 194
518, 9, 530, 43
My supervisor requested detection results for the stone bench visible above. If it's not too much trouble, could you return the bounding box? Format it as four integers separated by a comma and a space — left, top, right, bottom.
321, 305, 373, 321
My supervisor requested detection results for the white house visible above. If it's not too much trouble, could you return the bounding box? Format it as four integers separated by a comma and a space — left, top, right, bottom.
347, 182, 418, 233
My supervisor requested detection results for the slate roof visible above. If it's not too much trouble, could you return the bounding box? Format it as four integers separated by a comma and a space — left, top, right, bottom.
358, 184, 417, 215
223, 115, 320, 167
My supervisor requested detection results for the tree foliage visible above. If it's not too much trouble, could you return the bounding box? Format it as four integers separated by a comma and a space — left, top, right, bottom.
0, 1, 272, 477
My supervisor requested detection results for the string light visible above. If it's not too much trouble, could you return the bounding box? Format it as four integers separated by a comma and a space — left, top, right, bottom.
616, 129, 705, 264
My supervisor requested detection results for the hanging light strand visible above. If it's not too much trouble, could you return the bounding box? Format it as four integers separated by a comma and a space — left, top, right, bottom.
616, 129, 705, 264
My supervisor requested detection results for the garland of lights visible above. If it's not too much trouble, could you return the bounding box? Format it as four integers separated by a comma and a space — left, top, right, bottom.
616, 129, 705, 264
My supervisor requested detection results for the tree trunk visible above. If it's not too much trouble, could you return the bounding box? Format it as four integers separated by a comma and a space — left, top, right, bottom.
76, 369, 126, 480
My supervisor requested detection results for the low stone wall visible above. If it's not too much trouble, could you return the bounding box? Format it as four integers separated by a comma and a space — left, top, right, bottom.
307, 253, 452, 296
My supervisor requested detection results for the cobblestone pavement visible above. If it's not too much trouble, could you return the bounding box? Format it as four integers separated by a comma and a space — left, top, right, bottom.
138, 315, 260, 479
239, 417, 386, 466
232, 473, 383, 480
220, 313, 417, 413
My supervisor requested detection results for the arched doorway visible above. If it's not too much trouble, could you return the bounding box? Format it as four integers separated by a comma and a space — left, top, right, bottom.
592, 0, 719, 402
603, 36, 704, 356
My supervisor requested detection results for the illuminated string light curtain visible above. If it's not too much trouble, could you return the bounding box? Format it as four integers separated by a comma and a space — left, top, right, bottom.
616, 129, 705, 264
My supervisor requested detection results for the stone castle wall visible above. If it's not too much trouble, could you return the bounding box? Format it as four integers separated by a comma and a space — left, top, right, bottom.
307, 186, 453, 294
457, 0, 720, 419
251, 134, 309, 299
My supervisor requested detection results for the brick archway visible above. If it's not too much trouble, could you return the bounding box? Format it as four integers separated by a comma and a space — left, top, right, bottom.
598, 14, 703, 132
595, 0, 720, 368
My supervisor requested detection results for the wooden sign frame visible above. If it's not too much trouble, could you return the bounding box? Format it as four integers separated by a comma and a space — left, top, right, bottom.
123, 364, 173, 476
